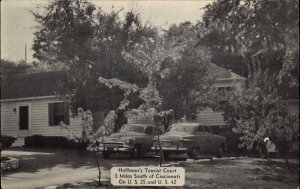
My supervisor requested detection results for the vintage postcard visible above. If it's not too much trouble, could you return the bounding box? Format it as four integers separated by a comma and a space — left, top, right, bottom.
1, 0, 299, 188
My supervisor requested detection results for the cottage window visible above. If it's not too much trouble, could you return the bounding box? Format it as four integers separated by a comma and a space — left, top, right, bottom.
48, 103, 69, 126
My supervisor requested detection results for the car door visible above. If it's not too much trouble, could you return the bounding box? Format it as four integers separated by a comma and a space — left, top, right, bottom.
204, 126, 216, 154
194, 126, 209, 153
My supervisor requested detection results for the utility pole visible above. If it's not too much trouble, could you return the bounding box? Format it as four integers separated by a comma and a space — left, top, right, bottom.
25, 44, 27, 63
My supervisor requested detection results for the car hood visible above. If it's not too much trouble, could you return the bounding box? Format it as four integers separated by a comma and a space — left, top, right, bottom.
103, 132, 145, 142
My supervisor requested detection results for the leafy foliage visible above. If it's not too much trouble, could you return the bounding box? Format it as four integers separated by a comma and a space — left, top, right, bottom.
124, 22, 216, 123
153, 110, 174, 131
0, 59, 33, 75
0, 136, 16, 149
200, 0, 299, 98
217, 70, 298, 157
60, 108, 114, 144
59, 107, 115, 186
123, 35, 172, 122
209, 81, 295, 156
98, 77, 143, 131
24, 135, 87, 150
158, 22, 215, 119
32, 0, 154, 115
200, 0, 299, 160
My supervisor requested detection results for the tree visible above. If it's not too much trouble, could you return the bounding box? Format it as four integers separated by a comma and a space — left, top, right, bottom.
153, 110, 174, 131
59, 75, 140, 185
158, 22, 215, 120
60, 107, 115, 186
123, 22, 216, 122
220, 70, 297, 164
97, 76, 141, 132
122, 35, 169, 166
126, 22, 215, 122
200, 0, 299, 97
32, 0, 155, 131
199, 0, 299, 163
0, 59, 33, 75
122, 22, 216, 165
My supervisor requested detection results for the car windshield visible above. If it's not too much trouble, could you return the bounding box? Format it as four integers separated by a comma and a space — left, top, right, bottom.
168, 124, 198, 133
120, 125, 145, 133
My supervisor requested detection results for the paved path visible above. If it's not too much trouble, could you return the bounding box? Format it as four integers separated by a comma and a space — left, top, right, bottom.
1, 148, 164, 189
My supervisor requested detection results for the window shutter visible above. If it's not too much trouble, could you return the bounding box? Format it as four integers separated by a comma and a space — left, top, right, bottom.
64, 103, 70, 125
48, 103, 54, 126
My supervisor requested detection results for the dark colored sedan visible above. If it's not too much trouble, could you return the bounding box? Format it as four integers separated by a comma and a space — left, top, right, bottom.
151, 122, 226, 159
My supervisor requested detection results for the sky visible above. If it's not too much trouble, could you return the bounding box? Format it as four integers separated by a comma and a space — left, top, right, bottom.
1, 0, 213, 63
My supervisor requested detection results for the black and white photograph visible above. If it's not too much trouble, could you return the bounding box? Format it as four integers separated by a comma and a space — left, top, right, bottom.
1, 0, 299, 188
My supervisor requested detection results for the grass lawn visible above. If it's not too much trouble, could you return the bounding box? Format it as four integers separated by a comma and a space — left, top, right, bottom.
52, 157, 299, 189
182, 158, 299, 189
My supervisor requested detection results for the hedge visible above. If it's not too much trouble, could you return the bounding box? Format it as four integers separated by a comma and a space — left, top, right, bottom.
0, 136, 17, 149
211, 126, 247, 154
24, 135, 88, 150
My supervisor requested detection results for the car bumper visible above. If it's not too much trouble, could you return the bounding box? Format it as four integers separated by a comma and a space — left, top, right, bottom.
98, 145, 134, 152
151, 146, 189, 152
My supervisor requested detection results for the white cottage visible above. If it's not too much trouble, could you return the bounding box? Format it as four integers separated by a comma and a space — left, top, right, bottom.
196, 66, 299, 126
1, 72, 82, 139
196, 66, 245, 126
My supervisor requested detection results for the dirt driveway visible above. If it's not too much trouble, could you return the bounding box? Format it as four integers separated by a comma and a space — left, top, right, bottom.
1, 148, 162, 189
1, 148, 299, 189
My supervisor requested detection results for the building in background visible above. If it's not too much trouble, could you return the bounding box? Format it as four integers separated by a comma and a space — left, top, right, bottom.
196, 65, 245, 127
1, 72, 82, 140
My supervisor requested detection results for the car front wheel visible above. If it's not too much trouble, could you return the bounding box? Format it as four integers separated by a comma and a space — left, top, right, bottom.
188, 147, 200, 159
216, 144, 225, 158
103, 151, 111, 159
163, 151, 170, 160
130, 144, 141, 159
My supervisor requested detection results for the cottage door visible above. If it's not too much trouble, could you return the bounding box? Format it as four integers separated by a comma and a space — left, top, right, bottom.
19, 106, 29, 130
18, 105, 31, 137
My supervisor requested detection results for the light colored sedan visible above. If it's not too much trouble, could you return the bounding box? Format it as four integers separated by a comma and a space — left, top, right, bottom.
151, 122, 226, 159
99, 124, 162, 159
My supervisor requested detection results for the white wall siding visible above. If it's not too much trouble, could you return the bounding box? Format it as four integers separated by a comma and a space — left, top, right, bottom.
196, 108, 227, 126
1, 102, 18, 137
30, 99, 82, 137
1, 97, 82, 137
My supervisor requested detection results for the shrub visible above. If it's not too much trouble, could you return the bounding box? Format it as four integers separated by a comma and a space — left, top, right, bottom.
24, 135, 88, 150
211, 126, 247, 155
0, 136, 17, 149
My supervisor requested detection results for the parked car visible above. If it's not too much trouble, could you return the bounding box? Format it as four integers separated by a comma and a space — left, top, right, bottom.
209, 125, 245, 154
99, 124, 162, 159
151, 122, 226, 159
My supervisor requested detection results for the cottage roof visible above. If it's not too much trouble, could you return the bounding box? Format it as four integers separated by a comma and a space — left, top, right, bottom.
209, 63, 245, 80
1, 71, 66, 100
